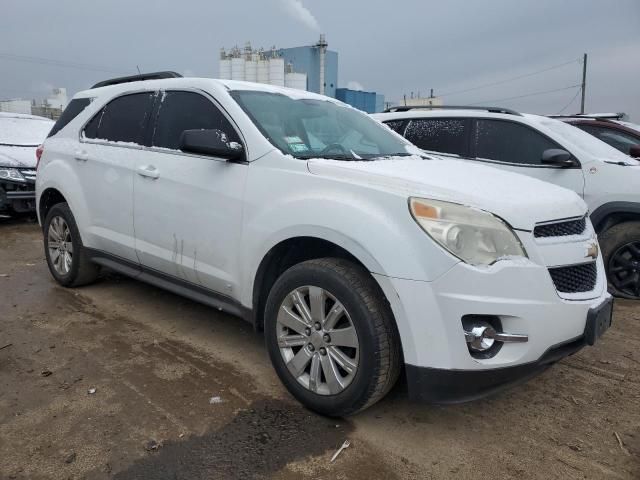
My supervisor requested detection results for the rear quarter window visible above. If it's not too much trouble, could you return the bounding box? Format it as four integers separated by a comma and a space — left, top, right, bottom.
47, 98, 92, 137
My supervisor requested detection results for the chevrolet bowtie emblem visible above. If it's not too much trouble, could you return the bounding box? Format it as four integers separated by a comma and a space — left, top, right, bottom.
586, 241, 599, 260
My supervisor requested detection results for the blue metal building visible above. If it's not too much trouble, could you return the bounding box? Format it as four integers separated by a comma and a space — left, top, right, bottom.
335, 89, 385, 114
270, 46, 338, 98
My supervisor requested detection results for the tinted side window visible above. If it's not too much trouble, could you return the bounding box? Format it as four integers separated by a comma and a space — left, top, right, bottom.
383, 120, 405, 134
83, 92, 155, 144
404, 119, 468, 155
475, 120, 558, 165
577, 125, 639, 155
48, 98, 92, 137
152, 91, 240, 150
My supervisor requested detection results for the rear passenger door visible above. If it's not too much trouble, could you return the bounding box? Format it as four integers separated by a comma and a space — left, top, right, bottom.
133, 89, 248, 296
402, 118, 471, 157
470, 119, 585, 197
79, 91, 156, 262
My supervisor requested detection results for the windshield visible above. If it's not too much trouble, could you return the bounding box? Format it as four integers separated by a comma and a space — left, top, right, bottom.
539, 118, 634, 163
0, 116, 53, 146
231, 90, 412, 160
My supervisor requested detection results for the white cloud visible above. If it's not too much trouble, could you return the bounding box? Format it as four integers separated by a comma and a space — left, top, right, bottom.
347, 81, 364, 91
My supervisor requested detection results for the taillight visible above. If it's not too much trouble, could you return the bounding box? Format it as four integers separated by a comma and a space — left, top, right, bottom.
36, 144, 44, 170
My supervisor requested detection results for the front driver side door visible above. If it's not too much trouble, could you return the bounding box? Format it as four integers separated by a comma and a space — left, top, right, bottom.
470, 118, 585, 197
133, 89, 248, 296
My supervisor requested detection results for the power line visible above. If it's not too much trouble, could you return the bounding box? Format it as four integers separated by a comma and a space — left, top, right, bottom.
0, 52, 130, 75
469, 84, 582, 105
438, 58, 581, 98
555, 87, 582, 115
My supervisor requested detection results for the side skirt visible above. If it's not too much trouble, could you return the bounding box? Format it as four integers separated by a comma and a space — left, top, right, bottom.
86, 248, 253, 323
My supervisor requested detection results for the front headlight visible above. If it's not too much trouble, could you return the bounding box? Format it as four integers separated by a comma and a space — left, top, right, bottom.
409, 197, 527, 266
0, 168, 26, 183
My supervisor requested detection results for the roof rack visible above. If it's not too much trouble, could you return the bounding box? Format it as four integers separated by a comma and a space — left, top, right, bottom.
91, 71, 183, 89
383, 105, 522, 116
548, 113, 626, 121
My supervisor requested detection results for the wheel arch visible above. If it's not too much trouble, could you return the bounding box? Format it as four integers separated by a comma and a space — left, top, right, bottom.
251, 235, 388, 331
590, 202, 640, 233
39, 187, 68, 225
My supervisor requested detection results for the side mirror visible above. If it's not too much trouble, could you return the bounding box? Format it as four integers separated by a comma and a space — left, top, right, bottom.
179, 129, 244, 161
629, 145, 640, 158
541, 149, 576, 167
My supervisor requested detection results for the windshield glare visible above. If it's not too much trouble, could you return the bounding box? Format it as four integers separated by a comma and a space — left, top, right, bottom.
231, 90, 411, 160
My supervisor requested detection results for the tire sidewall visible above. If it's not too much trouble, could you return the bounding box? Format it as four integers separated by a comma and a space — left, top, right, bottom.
600, 222, 640, 299
264, 261, 382, 416
43, 203, 83, 287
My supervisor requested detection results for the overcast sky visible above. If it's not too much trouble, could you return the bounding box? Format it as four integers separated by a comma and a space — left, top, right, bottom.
2, 0, 639, 119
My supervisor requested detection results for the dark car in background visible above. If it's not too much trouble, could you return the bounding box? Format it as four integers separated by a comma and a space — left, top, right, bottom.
550, 114, 640, 158
0, 112, 53, 216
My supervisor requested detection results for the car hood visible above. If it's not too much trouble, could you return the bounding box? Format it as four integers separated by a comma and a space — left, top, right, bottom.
0, 145, 37, 168
307, 156, 587, 231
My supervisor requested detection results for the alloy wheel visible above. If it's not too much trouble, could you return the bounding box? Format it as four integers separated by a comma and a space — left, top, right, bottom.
609, 241, 640, 298
276, 286, 360, 395
48, 216, 73, 275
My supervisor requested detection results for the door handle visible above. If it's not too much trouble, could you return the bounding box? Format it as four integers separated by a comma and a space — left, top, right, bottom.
137, 165, 160, 179
74, 150, 89, 162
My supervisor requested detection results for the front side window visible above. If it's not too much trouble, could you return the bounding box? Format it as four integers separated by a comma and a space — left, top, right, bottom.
474, 119, 558, 165
383, 120, 406, 134
83, 92, 155, 144
404, 118, 468, 156
231, 90, 411, 160
152, 91, 240, 150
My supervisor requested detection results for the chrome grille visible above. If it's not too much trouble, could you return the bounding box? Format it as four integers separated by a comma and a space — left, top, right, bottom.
534, 217, 586, 238
549, 262, 597, 293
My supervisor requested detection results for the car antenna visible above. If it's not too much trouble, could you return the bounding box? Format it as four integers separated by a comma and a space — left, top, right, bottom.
136, 65, 142, 75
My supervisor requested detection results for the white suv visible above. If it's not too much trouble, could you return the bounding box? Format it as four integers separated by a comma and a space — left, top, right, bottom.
373, 106, 640, 300
37, 74, 611, 416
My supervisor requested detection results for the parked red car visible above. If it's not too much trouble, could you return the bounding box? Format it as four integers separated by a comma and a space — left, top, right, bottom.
550, 114, 640, 158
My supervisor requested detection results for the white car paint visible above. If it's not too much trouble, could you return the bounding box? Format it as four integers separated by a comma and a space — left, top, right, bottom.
37, 78, 609, 384
372, 109, 640, 219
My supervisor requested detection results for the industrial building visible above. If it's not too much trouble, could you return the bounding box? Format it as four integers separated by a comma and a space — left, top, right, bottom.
0, 87, 67, 119
218, 35, 384, 113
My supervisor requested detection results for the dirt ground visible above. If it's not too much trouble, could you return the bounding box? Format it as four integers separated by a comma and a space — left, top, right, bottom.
0, 218, 639, 480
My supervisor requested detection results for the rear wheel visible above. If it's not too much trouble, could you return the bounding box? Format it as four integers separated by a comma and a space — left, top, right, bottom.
600, 221, 640, 299
43, 203, 100, 287
264, 258, 401, 416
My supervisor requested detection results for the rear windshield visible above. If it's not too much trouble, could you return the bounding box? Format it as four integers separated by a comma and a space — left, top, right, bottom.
48, 98, 93, 138
0, 116, 54, 146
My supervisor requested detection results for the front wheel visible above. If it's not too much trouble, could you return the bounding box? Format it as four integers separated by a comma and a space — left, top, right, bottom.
264, 258, 401, 416
600, 221, 640, 299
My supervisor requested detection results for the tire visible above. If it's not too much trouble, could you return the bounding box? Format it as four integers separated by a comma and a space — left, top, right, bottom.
264, 258, 401, 417
43, 202, 100, 287
599, 221, 640, 299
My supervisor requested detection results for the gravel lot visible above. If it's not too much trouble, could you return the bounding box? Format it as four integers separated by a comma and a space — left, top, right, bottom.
1, 219, 639, 479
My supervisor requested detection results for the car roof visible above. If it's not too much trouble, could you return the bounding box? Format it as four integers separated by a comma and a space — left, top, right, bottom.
555, 117, 640, 136
74, 77, 340, 104
372, 109, 543, 123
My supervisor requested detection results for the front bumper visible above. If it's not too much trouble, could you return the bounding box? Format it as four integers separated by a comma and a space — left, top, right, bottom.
0, 181, 36, 213
373, 237, 610, 402
406, 295, 612, 403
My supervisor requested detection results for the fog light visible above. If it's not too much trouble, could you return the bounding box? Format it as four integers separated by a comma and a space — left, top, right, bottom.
465, 322, 497, 352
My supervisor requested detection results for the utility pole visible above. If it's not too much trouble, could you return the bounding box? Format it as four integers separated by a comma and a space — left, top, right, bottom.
580, 53, 587, 114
